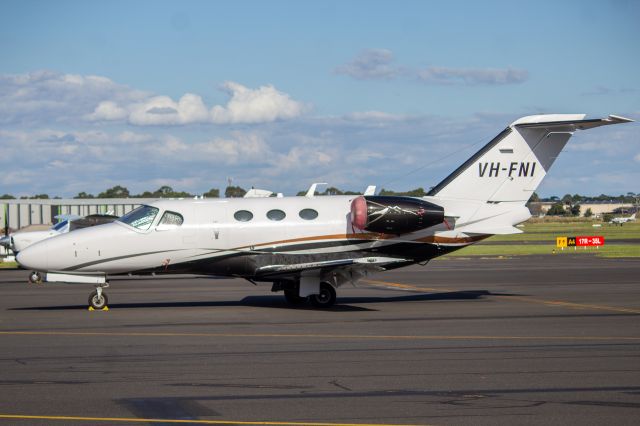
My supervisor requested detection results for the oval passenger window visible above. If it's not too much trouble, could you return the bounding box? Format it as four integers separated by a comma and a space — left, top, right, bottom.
299, 208, 318, 220
266, 209, 286, 221
234, 210, 253, 222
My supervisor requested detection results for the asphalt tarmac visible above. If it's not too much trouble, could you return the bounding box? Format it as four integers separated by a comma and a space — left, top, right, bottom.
0, 255, 639, 426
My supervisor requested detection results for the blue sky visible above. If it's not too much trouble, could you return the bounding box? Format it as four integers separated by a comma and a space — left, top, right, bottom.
0, 0, 638, 197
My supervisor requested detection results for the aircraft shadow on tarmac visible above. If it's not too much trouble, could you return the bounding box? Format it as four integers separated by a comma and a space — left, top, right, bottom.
10, 289, 518, 312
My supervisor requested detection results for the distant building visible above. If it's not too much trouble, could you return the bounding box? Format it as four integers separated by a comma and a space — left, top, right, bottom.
578, 203, 634, 218
526, 202, 555, 216
526, 201, 634, 218
0, 198, 158, 231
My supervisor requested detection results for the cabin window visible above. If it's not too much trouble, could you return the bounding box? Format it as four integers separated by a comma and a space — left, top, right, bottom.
234, 210, 254, 222
117, 205, 159, 231
159, 211, 183, 227
266, 209, 286, 221
299, 208, 318, 220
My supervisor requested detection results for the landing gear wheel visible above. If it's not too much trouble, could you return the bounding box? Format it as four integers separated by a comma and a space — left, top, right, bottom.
28, 271, 43, 285
284, 289, 307, 305
310, 282, 337, 308
88, 290, 108, 310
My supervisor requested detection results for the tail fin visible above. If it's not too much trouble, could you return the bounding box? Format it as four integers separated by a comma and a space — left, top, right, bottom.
427, 114, 633, 203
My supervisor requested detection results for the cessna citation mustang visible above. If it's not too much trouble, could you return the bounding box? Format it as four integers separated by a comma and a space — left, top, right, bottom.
16, 114, 633, 309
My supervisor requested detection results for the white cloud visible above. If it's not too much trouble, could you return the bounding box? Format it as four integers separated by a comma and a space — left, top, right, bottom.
335, 49, 528, 86
275, 146, 333, 171
162, 135, 189, 153
0, 71, 306, 126
0, 70, 147, 124
86, 101, 128, 121
195, 132, 271, 164
84, 81, 306, 126
334, 49, 400, 80
116, 131, 152, 144
210, 82, 307, 124
417, 66, 528, 85
344, 111, 408, 122
581, 86, 638, 96
128, 93, 210, 125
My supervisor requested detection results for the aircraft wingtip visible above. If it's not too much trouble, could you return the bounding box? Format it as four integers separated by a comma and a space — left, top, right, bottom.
608, 114, 634, 123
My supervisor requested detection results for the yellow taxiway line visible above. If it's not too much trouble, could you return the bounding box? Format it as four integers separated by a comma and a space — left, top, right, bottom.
0, 330, 637, 341
363, 279, 640, 314
0, 414, 431, 426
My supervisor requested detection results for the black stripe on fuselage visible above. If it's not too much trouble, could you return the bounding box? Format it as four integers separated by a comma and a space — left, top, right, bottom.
63, 249, 184, 271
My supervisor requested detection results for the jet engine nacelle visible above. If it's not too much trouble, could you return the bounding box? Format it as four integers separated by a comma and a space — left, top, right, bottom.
351, 196, 445, 235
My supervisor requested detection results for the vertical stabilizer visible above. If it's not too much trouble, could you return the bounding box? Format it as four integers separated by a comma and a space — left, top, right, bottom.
427, 114, 633, 203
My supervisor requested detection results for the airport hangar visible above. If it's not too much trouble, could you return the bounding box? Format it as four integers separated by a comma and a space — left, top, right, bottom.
0, 198, 159, 232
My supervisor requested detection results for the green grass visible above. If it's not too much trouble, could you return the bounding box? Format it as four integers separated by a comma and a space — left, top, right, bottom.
444, 244, 640, 258
0, 261, 17, 269
440, 218, 640, 258
488, 220, 640, 242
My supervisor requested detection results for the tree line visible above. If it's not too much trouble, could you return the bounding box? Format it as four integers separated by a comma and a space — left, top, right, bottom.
528, 191, 638, 217
0, 185, 433, 200
0, 187, 637, 205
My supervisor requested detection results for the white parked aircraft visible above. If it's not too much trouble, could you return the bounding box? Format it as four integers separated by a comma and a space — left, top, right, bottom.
0, 214, 118, 254
16, 114, 633, 309
610, 213, 636, 225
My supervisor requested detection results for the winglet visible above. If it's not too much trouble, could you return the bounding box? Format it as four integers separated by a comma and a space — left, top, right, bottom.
608, 114, 634, 123
306, 183, 327, 197
363, 185, 376, 196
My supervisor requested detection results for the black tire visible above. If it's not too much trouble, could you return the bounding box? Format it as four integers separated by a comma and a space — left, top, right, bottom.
310, 282, 337, 308
28, 271, 43, 284
284, 289, 307, 305
88, 290, 108, 310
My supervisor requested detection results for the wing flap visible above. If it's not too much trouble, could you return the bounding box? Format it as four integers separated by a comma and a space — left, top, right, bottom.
255, 256, 410, 276
458, 225, 524, 235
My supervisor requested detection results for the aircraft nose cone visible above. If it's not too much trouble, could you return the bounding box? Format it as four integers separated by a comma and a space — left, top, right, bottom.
16, 240, 50, 271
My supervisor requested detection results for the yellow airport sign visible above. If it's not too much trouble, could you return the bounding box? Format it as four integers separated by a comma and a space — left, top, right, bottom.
556, 237, 567, 248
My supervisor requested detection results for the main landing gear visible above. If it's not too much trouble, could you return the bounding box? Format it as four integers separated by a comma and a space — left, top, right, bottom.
273, 280, 337, 308
310, 282, 337, 308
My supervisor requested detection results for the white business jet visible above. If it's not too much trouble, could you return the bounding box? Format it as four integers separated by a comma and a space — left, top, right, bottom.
610, 213, 636, 225
16, 114, 633, 309
1, 214, 118, 254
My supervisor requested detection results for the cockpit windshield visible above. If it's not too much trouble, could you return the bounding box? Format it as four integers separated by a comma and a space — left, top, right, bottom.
117, 205, 159, 231
52, 220, 68, 231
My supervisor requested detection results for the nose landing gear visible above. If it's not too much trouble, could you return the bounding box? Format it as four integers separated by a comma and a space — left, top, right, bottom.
88, 284, 109, 310
28, 271, 43, 285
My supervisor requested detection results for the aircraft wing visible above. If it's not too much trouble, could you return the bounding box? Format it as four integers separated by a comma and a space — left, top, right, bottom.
255, 256, 411, 278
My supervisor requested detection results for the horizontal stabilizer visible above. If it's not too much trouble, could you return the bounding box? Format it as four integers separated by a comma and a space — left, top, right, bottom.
458, 226, 524, 235
513, 114, 633, 130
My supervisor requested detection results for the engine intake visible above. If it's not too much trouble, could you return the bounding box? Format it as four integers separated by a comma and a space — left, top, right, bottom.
351, 196, 444, 235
